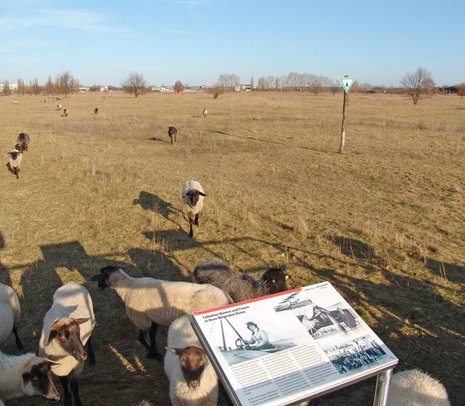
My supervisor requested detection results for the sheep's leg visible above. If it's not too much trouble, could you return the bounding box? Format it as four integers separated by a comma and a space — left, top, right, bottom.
87, 337, 96, 366
70, 376, 82, 406
148, 322, 162, 361
170, 136, 173, 145
12, 327, 24, 350
59, 376, 72, 406
189, 218, 194, 238
194, 213, 199, 226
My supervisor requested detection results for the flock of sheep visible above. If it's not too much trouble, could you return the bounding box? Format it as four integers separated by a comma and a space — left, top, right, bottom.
1, 105, 451, 406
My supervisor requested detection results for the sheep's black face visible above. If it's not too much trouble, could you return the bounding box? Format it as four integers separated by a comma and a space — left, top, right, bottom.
10, 151, 18, 160
91, 265, 119, 289
22, 362, 60, 401
261, 268, 289, 294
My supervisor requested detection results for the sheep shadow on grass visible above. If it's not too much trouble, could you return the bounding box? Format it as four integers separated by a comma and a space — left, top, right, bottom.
133, 191, 181, 219
127, 248, 185, 281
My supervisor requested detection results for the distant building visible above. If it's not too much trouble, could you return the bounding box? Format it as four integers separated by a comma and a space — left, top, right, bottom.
234, 84, 252, 92
0, 82, 18, 93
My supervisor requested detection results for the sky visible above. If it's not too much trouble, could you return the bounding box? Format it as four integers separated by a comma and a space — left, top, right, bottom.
1, 0, 464, 87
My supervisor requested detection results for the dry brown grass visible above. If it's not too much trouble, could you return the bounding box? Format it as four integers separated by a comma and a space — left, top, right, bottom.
1, 91, 464, 405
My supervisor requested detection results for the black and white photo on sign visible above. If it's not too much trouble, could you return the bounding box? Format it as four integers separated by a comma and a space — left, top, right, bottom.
322, 335, 388, 374
294, 301, 360, 339
206, 314, 302, 366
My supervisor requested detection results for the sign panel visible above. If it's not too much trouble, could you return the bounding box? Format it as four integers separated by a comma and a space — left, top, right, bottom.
339, 77, 355, 93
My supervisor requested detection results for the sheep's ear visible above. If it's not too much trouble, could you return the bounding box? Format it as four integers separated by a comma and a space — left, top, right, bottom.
167, 347, 180, 355
199, 192, 207, 196
47, 330, 58, 345
75, 318, 90, 325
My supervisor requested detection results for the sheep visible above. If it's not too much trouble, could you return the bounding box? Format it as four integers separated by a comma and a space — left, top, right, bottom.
91, 265, 232, 361
202, 108, 208, 118
388, 369, 450, 406
6, 149, 23, 179
192, 260, 290, 303
56, 104, 62, 111
165, 315, 218, 405
39, 281, 96, 406
0, 283, 23, 350
16, 132, 30, 152
0, 350, 60, 402
62, 108, 68, 117
94, 107, 99, 115
168, 126, 178, 144
181, 180, 207, 238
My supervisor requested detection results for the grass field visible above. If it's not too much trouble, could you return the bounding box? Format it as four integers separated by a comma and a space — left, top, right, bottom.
1, 90, 464, 406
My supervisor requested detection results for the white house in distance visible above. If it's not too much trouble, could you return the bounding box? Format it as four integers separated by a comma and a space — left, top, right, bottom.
234, 84, 252, 91
0, 82, 19, 92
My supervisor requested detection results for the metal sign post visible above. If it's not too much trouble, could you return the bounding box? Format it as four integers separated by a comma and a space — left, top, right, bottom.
338, 76, 355, 153
373, 368, 394, 406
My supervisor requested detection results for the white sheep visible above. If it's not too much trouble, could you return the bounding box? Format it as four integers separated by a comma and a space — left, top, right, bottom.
0, 283, 23, 350
193, 260, 290, 302
202, 108, 208, 118
388, 369, 450, 406
181, 180, 207, 238
92, 265, 232, 361
6, 149, 23, 179
165, 315, 218, 406
39, 281, 96, 406
0, 350, 60, 402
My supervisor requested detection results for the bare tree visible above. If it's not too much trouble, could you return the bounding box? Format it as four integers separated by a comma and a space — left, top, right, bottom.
30, 78, 41, 95
122, 73, 147, 97
458, 84, 465, 100
217, 73, 240, 90
56, 71, 77, 98
17, 79, 26, 96
400, 67, 435, 105
173, 80, 185, 93
45, 76, 55, 94
2, 80, 12, 96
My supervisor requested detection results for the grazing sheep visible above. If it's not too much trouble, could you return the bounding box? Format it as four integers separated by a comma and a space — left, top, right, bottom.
0, 350, 60, 403
39, 282, 96, 406
181, 180, 206, 238
193, 260, 289, 303
16, 132, 30, 152
56, 104, 62, 111
202, 108, 208, 118
62, 108, 68, 117
168, 126, 178, 144
165, 315, 218, 405
388, 369, 450, 406
0, 283, 23, 350
91, 265, 232, 361
94, 107, 99, 115
6, 149, 23, 179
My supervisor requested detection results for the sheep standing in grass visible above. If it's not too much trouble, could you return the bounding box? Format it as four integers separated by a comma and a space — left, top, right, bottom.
168, 126, 178, 144
202, 108, 208, 118
165, 315, 218, 406
91, 265, 231, 361
6, 149, 23, 179
193, 260, 289, 302
62, 108, 68, 117
39, 282, 96, 406
0, 283, 23, 350
388, 369, 450, 406
94, 107, 99, 115
16, 132, 30, 152
0, 350, 60, 403
181, 180, 206, 238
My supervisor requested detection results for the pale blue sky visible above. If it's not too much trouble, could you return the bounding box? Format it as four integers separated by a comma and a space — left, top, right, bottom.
1, 0, 464, 87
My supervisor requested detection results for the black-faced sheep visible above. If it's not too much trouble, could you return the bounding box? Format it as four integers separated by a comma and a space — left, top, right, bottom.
6, 149, 23, 179
39, 282, 96, 406
192, 260, 290, 302
0, 350, 60, 403
181, 180, 206, 238
0, 283, 23, 350
168, 126, 178, 144
62, 108, 68, 117
164, 315, 218, 405
94, 107, 99, 115
16, 133, 30, 152
91, 265, 232, 361
388, 369, 450, 406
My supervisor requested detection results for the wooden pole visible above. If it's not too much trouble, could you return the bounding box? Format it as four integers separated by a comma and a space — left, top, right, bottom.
339, 90, 349, 153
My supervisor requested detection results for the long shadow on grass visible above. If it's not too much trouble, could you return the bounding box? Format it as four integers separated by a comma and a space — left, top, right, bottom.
128, 248, 185, 281
0, 231, 11, 286
323, 235, 464, 406
133, 191, 181, 219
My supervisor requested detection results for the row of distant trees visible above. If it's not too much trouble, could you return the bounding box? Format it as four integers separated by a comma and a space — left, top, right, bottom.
2, 68, 465, 104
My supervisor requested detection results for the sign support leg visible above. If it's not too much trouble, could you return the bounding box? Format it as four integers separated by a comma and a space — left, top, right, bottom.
373, 368, 393, 406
